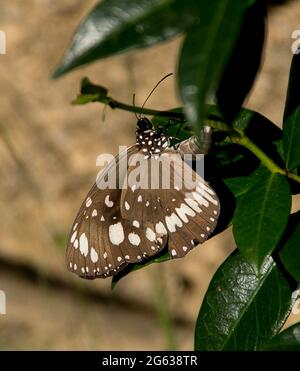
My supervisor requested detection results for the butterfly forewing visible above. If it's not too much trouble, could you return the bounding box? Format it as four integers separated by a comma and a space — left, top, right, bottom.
66, 146, 167, 279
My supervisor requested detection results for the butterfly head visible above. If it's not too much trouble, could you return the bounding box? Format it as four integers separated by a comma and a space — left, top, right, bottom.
136, 117, 152, 131
136, 117, 170, 159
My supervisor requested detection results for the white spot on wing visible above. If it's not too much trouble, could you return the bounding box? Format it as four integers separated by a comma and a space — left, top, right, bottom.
79, 233, 89, 257
90, 247, 99, 263
128, 232, 141, 246
175, 203, 196, 223
165, 213, 183, 232
105, 194, 114, 207
137, 195, 142, 202
197, 182, 215, 195
73, 239, 78, 249
185, 198, 201, 213
70, 231, 77, 243
109, 222, 125, 245
171, 249, 177, 256
132, 220, 140, 228
155, 222, 167, 235
86, 197, 92, 207
145, 227, 156, 242
92, 209, 97, 217
125, 201, 130, 210
196, 186, 218, 205
192, 192, 209, 207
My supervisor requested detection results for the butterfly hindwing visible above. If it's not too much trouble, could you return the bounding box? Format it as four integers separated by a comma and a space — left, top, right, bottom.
120, 149, 220, 258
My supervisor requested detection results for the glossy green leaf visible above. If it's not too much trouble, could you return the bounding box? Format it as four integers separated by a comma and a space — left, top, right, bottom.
224, 166, 268, 199
280, 215, 300, 282
111, 250, 170, 289
195, 251, 294, 351
53, 0, 202, 78
233, 171, 291, 271
178, 2, 249, 129
283, 107, 300, 171
264, 323, 300, 351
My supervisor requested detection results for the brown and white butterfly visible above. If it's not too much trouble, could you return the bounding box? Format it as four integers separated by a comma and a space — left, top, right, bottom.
66, 117, 220, 279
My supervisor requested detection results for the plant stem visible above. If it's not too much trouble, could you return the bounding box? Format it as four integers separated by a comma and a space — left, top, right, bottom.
94, 94, 300, 184
107, 97, 231, 131
108, 97, 184, 119
287, 171, 300, 183
232, 134, 285, 175
232, 132, 300, 183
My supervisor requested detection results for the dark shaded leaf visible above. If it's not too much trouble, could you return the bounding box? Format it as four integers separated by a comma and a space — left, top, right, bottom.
72, 77, 109, 105
53, 0, 202, 78
283, 49, 300, 122
263, 323, 300, 351
283, 107, 300, 171
232, 171, 291, 271
280, 212, 300, 282
195, 251, 295, 350
217, 1, 266, 121
178, 2, 249, 129
224, 165, 267, 199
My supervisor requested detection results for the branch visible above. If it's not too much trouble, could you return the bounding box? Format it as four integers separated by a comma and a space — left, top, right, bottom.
75, 87, 300, 184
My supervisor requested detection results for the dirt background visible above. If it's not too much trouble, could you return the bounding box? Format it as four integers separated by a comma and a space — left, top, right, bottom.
0, 0, 300, 350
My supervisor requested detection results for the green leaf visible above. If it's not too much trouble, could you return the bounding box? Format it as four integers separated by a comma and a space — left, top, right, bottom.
195, 251, 295, 351
111, 250, 170, 289
280, 214, 300, 282
216, 1, 266, 121
283, 107, 300, 171
178, 1, 249, 129
232, 171, 291, 271
72, 77, 109, 105
224, 165, 267, 199
53, 0, 203, 78
263, 323, 300, 351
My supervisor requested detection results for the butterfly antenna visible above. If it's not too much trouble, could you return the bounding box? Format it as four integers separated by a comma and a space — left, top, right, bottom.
140, 73, 173, 116
132, 93, 139, 120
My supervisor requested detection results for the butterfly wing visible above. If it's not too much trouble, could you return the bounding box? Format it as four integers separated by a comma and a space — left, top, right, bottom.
120, 149, 220, 258
66, 146, 166, 279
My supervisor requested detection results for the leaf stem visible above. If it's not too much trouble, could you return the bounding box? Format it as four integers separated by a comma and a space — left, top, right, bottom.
108, 97, 184, 119
232, 133, 285, 175
232, 132, 300, 183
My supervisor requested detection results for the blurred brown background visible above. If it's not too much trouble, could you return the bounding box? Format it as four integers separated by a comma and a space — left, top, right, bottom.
0, 0, 300, 350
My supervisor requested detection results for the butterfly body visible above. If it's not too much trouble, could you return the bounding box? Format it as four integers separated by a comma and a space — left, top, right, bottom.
66, 119, 220, 280
136, 118, 170, 159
